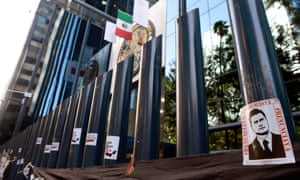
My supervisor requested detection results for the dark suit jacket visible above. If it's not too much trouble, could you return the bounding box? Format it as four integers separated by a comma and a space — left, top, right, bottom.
248, 133, 286, 160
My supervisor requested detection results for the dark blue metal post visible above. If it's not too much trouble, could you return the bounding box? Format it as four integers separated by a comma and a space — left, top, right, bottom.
15, 126, 33, 179
40, 106, 60, 167
35, 111, 53, 166
24, 120, 40, 163
82, 71, 113, 167
226, 0, 297, 142
176, 8, 209, 157
47, 98, 70, 168
66, 82, 94, 168
104, 56, 134, 164
135, 35, 162, 160
56, 93, 80, 168
31, 116, 48, 166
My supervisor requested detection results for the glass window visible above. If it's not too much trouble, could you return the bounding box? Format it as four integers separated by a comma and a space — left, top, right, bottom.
37, 15, 49, 24
199, 12, 210, 44
166, 18, 176, 37
209, 0, 226, 10
188, 0, 209, 14
208, 1, 229, 27
165, 33, 176, 74
167, 0, 178, 21
39, 7, 50, 14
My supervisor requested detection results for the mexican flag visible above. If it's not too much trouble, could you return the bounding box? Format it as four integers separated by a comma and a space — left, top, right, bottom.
115, 10, 133, 40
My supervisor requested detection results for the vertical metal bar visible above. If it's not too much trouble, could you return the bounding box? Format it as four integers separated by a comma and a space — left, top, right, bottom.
40, 106, 60, 167
56, 93, 80, 168
28, 119, 42, 165
176, 8, 209, 157
179, 0, 187, 16
47, 98, 70, 168
15, 126, 32, 179
104, 0, 112, 14
24, 120, 40, 164
67, 82, 94, 168
226, 0, 297, 142
82, 71, 113, 167
31, 116, 48, 165
135, 35, 162, 160
35, 112, 53, 166
104, 56, 134, 165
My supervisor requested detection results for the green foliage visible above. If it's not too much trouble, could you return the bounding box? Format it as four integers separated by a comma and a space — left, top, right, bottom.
209, 129, 242, 150
263, 0, 300, 139
271, 24, 300, 111
265, 0, 300, 45
163, 69, 176, 144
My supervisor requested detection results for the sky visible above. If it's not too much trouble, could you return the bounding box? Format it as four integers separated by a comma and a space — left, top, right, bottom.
0, 0, 40, 103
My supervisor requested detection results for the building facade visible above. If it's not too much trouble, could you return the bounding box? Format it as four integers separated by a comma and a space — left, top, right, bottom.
0, 0, 60, 142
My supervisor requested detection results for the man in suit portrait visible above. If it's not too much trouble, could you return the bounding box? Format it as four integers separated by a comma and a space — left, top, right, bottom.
248, 108, 286, 160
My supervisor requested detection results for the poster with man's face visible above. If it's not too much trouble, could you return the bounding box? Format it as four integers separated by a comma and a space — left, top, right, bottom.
240, 98, 295, 165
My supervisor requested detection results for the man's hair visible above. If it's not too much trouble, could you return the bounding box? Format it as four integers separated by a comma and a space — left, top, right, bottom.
248, 108, 267, 127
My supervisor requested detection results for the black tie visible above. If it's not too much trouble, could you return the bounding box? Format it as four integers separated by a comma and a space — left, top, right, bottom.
263, 140, 271, 152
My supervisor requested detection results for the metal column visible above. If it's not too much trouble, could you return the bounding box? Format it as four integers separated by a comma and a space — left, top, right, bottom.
47, 98, 70, 168
176, 7, 209, 156
104, 56, 134, 164
135, 35, 162, 160
227, 0, 297, 142
67, 82, 94, 168
56, 93, 80, 168
82, 71, 113, 167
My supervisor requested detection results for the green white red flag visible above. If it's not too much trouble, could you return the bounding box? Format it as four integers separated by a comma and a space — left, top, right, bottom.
115, 10, 133, 40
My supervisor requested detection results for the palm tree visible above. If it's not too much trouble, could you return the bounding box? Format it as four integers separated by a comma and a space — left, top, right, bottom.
213, 20, 230, 148
163, 63, 176, 144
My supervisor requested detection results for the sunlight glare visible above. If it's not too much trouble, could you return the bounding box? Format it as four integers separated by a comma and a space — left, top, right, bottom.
0, 0, 40, 103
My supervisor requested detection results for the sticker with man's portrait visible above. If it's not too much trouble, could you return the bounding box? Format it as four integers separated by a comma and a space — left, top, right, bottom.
240, 98, 295, 165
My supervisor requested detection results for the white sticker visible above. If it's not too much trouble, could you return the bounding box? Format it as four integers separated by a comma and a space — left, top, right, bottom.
44, 145, 51, 153
85, 133, 98, 146
51, 142, 60, 151
36, 137, 42, 145
71, 128, 82, 145
240, 98, 295, 165
20, 158, 24, 165
104, 135, 120, 160
18, 147, 22, 153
